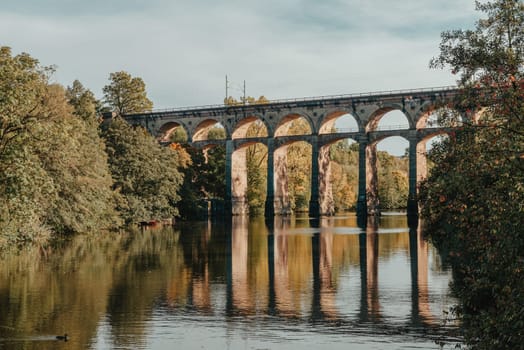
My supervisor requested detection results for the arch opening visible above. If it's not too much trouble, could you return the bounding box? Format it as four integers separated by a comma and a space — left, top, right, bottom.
275, 114, 312, 137
374, 136, 409, 211
270, 140, 313, 215
367, 109, 410, 132
285, 141, 312, 213
232, 116, 268, 140
376, 135, 409, 157
319, 112, 359, 134
194, 120, 226, 142
159, 122, 188, 143
418, 133, 450, 182
327, 138, 359, 212
243, 141, 268, 216
416, 107, 461, 129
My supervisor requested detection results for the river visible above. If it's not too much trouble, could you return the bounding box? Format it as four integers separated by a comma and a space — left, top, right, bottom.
0, 213, 461, 349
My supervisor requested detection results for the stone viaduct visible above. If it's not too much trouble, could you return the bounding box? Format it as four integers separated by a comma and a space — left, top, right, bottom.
118, 86, 465, 218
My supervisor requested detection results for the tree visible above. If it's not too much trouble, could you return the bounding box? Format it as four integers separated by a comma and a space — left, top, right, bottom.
286, 120, 312, 212
176, 145, 206, 220
102, 117, 184, 224
0, 47, 121, 247
329, 141, 359, 211
66, 79, 98, 123
224, 95, 269, 106
169, 126, 188, 143
176, 125, 227, 219
102, 71, 153, 114
34, 84, 121, 234
0, 46, 51, 159
421, 1, 524, 348
377, 151, 408, 209
245, 121, 268, 215
0, 47, 53, 247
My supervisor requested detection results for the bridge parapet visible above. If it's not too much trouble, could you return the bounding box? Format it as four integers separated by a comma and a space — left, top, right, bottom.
120, 86, 460, 141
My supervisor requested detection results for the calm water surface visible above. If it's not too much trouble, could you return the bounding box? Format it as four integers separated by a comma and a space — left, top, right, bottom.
0, 214, 461, 349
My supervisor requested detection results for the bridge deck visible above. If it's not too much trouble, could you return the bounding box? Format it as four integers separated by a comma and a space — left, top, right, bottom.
122, 86, 459, 119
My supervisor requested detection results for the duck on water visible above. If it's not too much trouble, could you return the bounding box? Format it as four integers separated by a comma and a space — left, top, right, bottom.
56, 333, 68, 341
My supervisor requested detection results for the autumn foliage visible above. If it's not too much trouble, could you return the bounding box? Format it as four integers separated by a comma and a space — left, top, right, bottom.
420, 1, 524, 348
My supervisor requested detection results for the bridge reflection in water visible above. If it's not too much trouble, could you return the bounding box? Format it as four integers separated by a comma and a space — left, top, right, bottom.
180, 214, 456, 336
0, 214, 458, 350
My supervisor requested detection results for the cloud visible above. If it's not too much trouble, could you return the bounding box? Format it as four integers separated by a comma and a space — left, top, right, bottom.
1, 0, 478, 109
0, 0, 158, 16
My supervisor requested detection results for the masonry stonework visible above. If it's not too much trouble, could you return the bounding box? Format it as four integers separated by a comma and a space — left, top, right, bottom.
121, 87, 468, 218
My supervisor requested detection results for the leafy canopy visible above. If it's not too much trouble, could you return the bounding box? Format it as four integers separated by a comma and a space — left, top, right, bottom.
102, 117, 184, 224
421, 1, 524, 349
103, 71, 153, 115
0, 47, 120, 248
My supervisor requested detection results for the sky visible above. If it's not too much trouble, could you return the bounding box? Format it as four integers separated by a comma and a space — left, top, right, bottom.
1, 0, 480, 154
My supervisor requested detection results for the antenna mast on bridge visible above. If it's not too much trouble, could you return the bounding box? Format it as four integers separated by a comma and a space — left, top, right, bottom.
225, 75, 228, 105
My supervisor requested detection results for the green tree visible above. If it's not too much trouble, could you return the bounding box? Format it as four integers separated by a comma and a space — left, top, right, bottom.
0, 47, 51, 159
377, 151, 408, 209
208, 125, 227, 140
421, 1, 524, 348
102, 117, 184, 224
169, 126, 188, 143
0, 47, 53, 247
246, 121, 268, 215
34, 84, 121, 234
176, 146, 207, 219
329, 141, 359, 211
66, 79, 98, 123
286, 119, 312, 211
176, 125, 226, 219
0, 47, 123, 248
205, 145, 226, 198
103, 71, 153, 114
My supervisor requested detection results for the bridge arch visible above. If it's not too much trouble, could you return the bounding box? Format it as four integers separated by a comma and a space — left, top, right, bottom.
371, 134, 409, 150
319, 110, 360, 134
368, 136, 410, 211
366, 105, 413, 132
416, 132, 449, 183
274, 113, 313, 137
158, 121, 190, 142
230, 140, 269, 215
322, 137, 359, 212
415, 106, 464, 129
193, 119, 227, 142
232, 116, 269, 139
276, 140, 313, 213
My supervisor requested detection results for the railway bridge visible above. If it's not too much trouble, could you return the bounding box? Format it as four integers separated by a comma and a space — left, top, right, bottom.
118, 86, 468, 218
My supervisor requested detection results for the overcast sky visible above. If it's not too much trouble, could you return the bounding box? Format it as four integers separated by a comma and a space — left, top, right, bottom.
2, 1, 480, 154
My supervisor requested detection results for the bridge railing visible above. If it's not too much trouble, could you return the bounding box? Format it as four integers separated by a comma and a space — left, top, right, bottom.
133, 85, 459, 116
332, 127, 360, 133
374, 124, 411, 131
331, 123, 458, 133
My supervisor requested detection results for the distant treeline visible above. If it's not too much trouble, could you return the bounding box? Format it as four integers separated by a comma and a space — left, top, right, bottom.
174, 118, 411, 218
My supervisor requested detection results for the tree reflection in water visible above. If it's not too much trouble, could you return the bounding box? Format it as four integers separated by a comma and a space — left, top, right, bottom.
0, 214, 460, 350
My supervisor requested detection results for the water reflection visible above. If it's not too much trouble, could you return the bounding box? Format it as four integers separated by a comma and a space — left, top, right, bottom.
0, 214, 459, 350
361, 217, 380, 322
